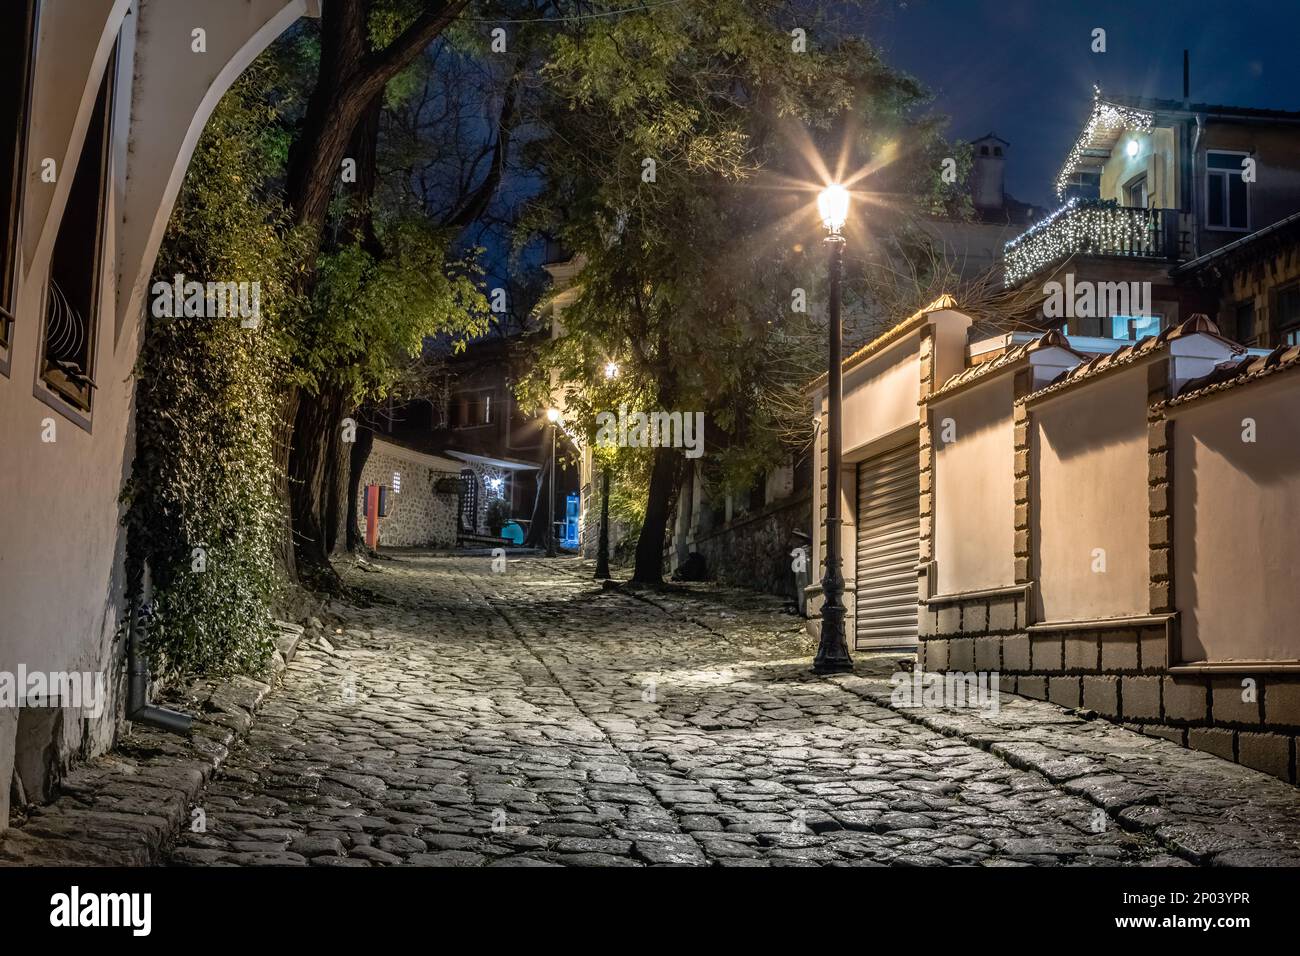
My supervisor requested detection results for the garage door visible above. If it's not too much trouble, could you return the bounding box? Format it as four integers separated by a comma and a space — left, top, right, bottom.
854, 442, 920, 649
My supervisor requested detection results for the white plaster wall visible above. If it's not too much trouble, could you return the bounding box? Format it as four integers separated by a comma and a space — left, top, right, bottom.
841, 339, 921, 459
0, 1, 139, 770
0, 0, 311, 816
1173, 374, 1300, 662
1032, 367, 1150, 622
932, 375, 1016, 595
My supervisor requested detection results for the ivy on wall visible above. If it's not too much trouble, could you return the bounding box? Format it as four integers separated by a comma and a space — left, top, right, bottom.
121, 67, 303, 679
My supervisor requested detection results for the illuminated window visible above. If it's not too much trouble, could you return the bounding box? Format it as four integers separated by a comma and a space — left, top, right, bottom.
1109, 314, 1163, 341
452, 389, 494, 428
0, 0, 39, 370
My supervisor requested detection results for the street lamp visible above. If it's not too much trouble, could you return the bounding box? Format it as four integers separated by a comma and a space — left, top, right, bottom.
546, 407, 561, 557
594, 465, 612, 580
595, 361, 618, 580
813, 183, 853, 674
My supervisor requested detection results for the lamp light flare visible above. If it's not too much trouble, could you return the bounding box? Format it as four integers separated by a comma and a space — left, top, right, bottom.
817, 183, 850, 234
603, 361, 619, 380
546, 407, 561, 423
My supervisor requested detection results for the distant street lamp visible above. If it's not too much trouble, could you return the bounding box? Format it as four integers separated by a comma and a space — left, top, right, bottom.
813, 183, 853, 674
546, 407, 561, 557
603, 361, 620, 380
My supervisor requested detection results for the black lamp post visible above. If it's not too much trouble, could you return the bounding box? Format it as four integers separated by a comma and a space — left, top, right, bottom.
546, 408, 560, 557
594, 360, 618, 580
595, 467, 611, 580
813, 184, 853, 674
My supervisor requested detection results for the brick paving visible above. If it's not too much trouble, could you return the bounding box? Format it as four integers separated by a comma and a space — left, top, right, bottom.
160, 554, 1300, 867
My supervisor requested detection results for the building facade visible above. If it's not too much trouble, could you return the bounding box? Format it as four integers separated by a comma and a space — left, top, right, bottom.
1003, 89, 1300, 336
808, 298, 1300, 784
0, 0, 316, 831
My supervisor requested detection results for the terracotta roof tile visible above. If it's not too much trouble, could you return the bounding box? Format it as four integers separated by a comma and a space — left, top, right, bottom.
1160, 343, 1300, 409
926, 330, 1081, 404
1019, 315, 1242, 404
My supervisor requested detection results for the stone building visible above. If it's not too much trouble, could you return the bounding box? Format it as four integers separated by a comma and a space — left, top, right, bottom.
0, 0, 317, 832
356, 437, 461, 549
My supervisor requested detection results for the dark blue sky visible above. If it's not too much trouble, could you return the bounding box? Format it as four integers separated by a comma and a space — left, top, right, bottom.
866, 0, 1300, 208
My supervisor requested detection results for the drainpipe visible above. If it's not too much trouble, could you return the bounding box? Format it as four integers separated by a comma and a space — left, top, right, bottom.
126, 561, 194, 735
1189, 115, 1205, 259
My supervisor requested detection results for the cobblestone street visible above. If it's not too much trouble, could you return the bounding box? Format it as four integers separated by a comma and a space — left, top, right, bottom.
165, 554, 1300, 868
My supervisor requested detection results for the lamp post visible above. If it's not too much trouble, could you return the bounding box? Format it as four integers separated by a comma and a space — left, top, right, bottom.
813, 183, 853, 674
595, 360, 618, 580
546, 407, 561, 557
595, 467, 611, 580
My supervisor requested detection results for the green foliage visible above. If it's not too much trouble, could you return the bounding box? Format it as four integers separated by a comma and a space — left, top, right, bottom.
484, 496, 511, 533
520, 0, 957, 499
293, 219, 491, 404
123, 67, 303, 680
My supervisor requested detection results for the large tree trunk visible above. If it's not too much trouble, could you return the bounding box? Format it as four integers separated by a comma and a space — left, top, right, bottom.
632, 444, 682, 585
274, 0, 468, 585
288, 384, 349, 585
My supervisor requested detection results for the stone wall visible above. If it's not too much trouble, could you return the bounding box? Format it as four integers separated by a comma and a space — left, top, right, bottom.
686, 491, 812, 599
358, 441, 459, 549
918, 341, 1300, 785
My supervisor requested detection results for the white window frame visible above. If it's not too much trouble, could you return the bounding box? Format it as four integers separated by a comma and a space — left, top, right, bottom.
1205, 149, 1251, 234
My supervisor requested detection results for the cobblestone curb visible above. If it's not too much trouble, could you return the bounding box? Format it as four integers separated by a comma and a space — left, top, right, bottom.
832, 669, 1300, 866
0, 622, 307, 866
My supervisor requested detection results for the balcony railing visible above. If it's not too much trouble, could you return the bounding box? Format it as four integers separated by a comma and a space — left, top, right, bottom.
1004, 200, 1179, 287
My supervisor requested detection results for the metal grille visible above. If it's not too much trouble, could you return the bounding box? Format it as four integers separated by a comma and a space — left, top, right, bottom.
854, 443, 920, 649
458, 469, 477, 533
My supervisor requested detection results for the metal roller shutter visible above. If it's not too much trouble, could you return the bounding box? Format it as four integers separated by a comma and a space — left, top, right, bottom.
854, 442, 920, 649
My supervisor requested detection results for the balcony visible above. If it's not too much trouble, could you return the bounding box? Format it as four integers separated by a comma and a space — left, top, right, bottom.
1004, 200, 1179, 287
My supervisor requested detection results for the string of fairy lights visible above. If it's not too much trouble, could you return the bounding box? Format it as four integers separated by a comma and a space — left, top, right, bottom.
999, 87, 1160, 286
1053, 86, 1155, 199
1003, 198, 1164, 287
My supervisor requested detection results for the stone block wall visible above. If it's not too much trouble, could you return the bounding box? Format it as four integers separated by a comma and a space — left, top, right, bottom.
358, 443, 459, 549
920, 618, 1300, 783
688, 491, 813, 599
919, 352, 1300, 785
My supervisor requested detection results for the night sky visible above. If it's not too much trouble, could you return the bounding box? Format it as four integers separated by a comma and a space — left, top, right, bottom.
865, 0, 1300, 209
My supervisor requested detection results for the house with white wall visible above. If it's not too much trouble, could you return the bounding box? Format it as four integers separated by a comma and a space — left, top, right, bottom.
0, 0, 317, 831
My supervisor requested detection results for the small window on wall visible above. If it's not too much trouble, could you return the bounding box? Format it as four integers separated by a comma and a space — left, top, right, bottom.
1109, 314, 1163, 341
39, 43, 117, 419
0, 0, 40, 370
1206, 151, 1249, 231
452, 390, 493, 428
1277, 286, 1300, 346
1234, 301, 1257, 347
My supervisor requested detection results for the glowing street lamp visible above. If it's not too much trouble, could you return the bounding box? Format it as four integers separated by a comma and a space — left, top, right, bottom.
813, 183, 853, 674
603, 361, 620, 380
817, 183, 850, 235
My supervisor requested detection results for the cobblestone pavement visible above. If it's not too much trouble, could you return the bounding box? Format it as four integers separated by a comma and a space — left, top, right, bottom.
168, 554, 1300, 867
